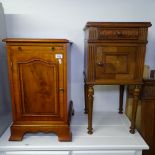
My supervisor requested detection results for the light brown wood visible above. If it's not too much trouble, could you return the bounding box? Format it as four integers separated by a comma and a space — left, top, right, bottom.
3, 38, 73, 141
84, 22, 151, 134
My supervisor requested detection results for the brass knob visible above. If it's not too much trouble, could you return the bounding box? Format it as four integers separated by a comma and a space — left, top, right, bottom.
97, 62, 103, 66
59, 88, 64, 92
51, 47, 55, 51
116, 31, 122, 36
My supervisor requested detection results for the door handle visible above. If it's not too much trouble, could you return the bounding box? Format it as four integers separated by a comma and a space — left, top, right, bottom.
59, 88, 64, 92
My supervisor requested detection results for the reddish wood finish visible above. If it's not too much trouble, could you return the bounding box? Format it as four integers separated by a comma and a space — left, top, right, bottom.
84, 22, 151, 134
141, 79, 155, 155
3, 38, 73, 141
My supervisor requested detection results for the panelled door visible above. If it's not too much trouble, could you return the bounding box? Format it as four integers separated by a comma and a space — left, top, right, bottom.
95, 45, 141, 83
9, 45, 66, 123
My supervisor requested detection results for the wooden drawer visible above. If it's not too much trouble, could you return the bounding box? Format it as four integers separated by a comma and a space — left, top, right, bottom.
9, 45, 65, 62
98, 28, 139, 40
10, 45, 64, 53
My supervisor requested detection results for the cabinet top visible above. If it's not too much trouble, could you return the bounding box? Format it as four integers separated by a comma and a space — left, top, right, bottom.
3, 38, 70, 43
84, 22, 152, 29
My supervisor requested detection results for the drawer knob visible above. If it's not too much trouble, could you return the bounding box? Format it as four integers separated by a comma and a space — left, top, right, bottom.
51, 47, 55, 51
18, 47, 22, 51
96, 62, 103, 66
116, 31, 122, 36
59, 88, 64, 92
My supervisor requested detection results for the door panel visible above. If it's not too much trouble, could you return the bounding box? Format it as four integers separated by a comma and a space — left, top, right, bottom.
19, 60, 59, 115
95, 46, 136, 81
11, 47, 65, 122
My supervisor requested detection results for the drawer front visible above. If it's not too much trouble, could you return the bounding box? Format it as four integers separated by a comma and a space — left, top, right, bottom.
72, 150, 137, 155
10, 45, 64, 53
98, 28, 139, 40
5, 151, 70, 155
95, 46, 137, 81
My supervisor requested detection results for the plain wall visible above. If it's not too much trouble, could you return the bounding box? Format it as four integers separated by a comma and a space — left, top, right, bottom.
0, 2, 12, 137
0, 0, 155, 113
0, 2, 11, 115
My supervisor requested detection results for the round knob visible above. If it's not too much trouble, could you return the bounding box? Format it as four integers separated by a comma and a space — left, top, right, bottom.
51, 47, 55, 51
97, 62, 103, 66
18, 47, 22, 51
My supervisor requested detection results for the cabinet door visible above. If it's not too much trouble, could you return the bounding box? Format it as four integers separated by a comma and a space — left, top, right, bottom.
9, 46, 66, 122
95, 45, 142, 83
5, 151, 70, 155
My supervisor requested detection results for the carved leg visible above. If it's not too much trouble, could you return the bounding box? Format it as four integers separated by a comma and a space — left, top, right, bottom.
84, 82, 88, 114
87, 85, 94, 134
130, 85, 141, 134
119, 85, 124, 114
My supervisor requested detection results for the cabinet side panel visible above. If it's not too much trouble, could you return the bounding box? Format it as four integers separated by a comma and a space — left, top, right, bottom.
67, 43, 71, 104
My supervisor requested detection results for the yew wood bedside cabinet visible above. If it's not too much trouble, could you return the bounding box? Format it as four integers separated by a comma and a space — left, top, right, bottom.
3, 38, 73, 142
83, 22, 152, 134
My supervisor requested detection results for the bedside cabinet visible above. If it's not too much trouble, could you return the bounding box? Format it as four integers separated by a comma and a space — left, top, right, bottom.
3, 38, 73, 141
141, 79, 155, 155
83, 22, 151, 134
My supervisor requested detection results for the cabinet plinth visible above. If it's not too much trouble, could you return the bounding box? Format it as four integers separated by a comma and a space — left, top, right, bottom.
84, 22, 151, 134
3, 38, 73, 141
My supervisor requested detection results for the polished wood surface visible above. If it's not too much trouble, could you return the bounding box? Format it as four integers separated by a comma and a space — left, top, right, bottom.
141, 79, 155, 155
84, 22, 151, 134
119, 85, 124, 114
3, 38, 73, 141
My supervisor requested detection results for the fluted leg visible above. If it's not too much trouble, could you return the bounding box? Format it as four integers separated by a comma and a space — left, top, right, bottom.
87, 85, 94, 134
130, 85, 141, 134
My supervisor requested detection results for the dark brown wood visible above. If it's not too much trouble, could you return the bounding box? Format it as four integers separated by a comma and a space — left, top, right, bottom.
3, 38, 72, 141
84, 22, 151, 134
87, 85, 94, 134
119, 85, 124, 114
141, 79, 155, 155
84, 82, 88, 114
150, 70, 155, 78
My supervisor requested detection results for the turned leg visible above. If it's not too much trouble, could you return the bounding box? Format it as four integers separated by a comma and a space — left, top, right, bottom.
119, 85, 124, 114
87, 85, 94, 134
84, 82, 88, 114
130, 85, 141, 134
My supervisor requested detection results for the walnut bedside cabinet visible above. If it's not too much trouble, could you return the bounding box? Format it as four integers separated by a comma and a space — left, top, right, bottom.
83, 22, 151, 134
3, 38, 73, 141
141, 78, 155, 155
